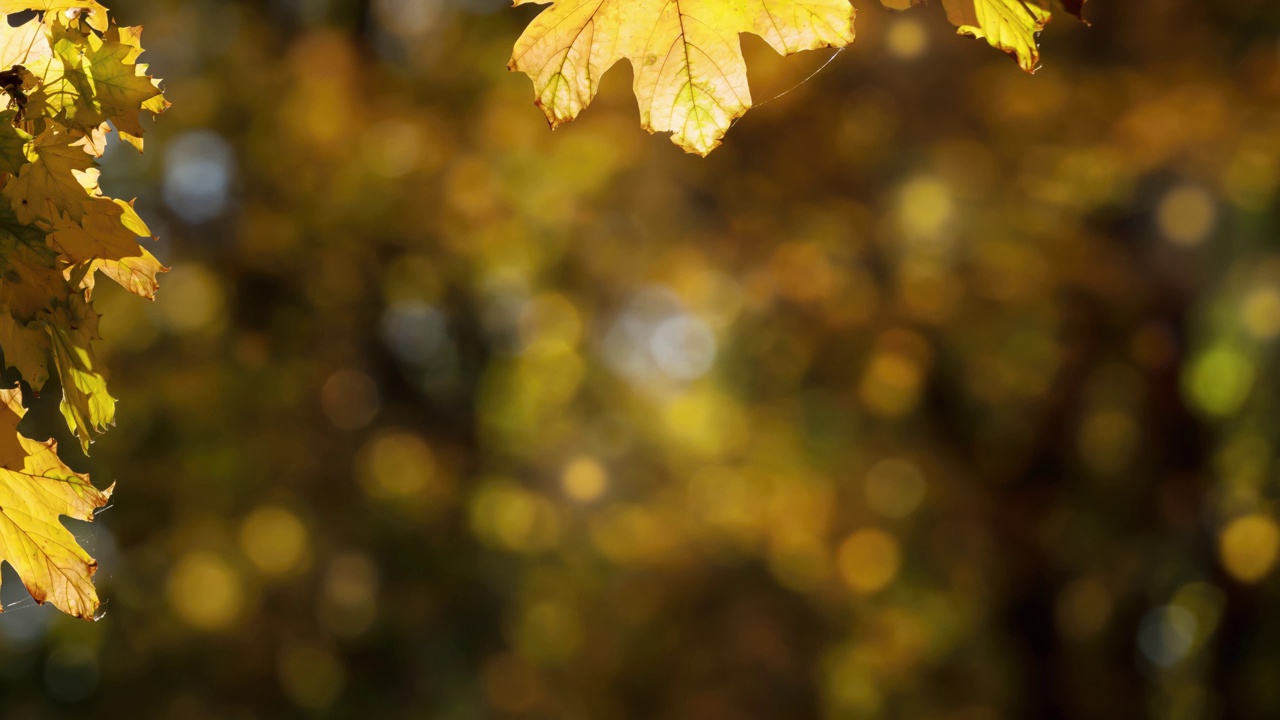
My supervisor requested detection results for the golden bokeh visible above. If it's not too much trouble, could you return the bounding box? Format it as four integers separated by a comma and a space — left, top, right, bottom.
1157, 186, 1217, 247
1242, 286, 1280, 340
886, 18, 928, 60
356, 430, 447, 507
36, 2, 1280, 715
837, 529, 902, 595
470, 480, 561, 553
154, 264, 226, 336
859, 329, 932, 418
1219, 514, 1280, 584
167, 552, 244, 632
560, 456, 607, 502
239, 506, 310, 577
898, 176, 954, 244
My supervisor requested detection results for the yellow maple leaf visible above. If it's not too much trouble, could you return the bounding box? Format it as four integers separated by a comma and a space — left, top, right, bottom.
881, 0, 1076, 72
509, 0, 856, 156
0, 215, 64, 390
0, 207, 118, 451
49, 197, 165, 300
0, 1, 109, 32
3, 125, 96, 225
0, 386, 111, 619
943, 0, 1051, 72
0, 0, 161, 620
49, 294, 114, 451
26, 18, 155, 132
0, 14, 51, 70
105, 25, 169, 151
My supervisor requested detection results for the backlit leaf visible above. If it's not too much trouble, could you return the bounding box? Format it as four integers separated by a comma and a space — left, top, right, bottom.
0, 110, 32, 176
509, 0, 856, 155
4, 125, 95, 225
0, 1, 110, 32
882, 0, 1082, 72
0, 3, 166, 615
0, 387, 110, 619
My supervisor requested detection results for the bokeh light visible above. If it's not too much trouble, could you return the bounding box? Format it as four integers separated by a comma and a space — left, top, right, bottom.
837, 528, 902, 595
12, 0, 1280, 716
166, 552, 244, 632
1220, 514, 1280, 584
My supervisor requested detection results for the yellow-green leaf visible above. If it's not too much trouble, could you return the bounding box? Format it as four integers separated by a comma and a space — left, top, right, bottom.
0, 111, 33, 176
25, 17, 164, 139
49, 294, 113, 451
104, 25, 168, 151
509, 0, 856, 155
882, 0, 1065, 72
3, 124, 95, 225
49, 198, 165, 300
0, 386, 110, 619
943, 0, 1051, 72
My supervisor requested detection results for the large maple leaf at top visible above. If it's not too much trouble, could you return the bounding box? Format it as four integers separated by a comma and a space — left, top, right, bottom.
509, 0, 856, 156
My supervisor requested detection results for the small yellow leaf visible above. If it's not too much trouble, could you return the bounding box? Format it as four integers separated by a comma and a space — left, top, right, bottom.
883, 0, 1067, 72
942, 0, 1051, 73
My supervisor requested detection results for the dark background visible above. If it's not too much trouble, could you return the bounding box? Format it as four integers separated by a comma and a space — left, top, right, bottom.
1, 0, 1279, 717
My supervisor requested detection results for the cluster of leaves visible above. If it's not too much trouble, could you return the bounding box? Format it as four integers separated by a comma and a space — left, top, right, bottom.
0, 1, 165, 618
510, 0, 1087, 155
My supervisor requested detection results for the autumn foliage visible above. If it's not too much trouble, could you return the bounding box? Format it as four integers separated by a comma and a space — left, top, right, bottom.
510, 0, 1087, 154
0, 1, 165, 618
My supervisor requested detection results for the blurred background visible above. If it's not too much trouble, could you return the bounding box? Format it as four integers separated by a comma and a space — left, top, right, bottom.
0, 0, 1277, 717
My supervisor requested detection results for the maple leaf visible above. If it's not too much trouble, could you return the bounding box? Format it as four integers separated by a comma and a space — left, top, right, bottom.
104, 24, 168, 151
0, 111, 33, 176
49, 198, 164, 300
0, 208, 115, 451
0, 1, 110, 32
4, 125, 96, 225
509, 0, 857, 156
26, 17, 164, 137
0, 386, 111, 618
49, 293, 114, 451
0, 2, 161, 618
0, 14, 52, 70
881, 0, 1083, 72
